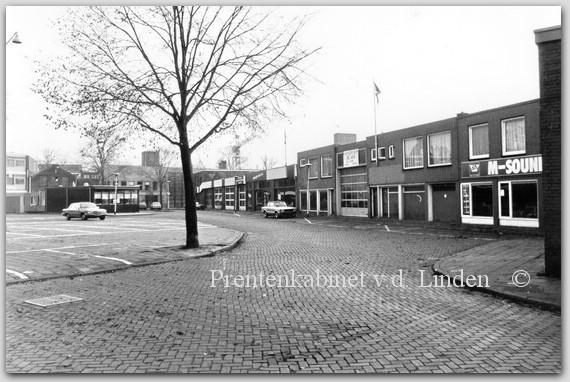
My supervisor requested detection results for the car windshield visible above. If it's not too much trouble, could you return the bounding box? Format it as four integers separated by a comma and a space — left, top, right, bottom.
273, 201, 288, 207
79, 203, 98, 209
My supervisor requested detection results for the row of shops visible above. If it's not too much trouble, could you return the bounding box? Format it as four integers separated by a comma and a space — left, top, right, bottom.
199, 98, 543, 233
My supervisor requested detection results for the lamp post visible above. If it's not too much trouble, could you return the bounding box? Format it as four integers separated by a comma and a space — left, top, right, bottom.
166, 180, 170, 210
306, 163, 312, 217
6, 32, 22, 45
114, 173, 119, 216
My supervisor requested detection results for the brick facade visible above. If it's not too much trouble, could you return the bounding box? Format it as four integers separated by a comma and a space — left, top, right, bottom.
535, 26, 561, 277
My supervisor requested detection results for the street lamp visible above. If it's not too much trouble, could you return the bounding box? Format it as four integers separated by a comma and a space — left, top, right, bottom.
306, 162, 312, 217
114, 173, 119, 216
166, 180, 171, 210
6, 32, 22, 45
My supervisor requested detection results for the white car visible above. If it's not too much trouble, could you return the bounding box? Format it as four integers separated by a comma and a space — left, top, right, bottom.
62, 202, 107, 221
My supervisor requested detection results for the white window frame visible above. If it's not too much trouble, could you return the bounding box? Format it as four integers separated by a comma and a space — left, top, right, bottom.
378, 147, 386, 160
502, 116, 526, 156
371, 148, 377, 162
498, 180, 539, 228
388, 145, 395, 159
469, 123, 489, 160
427, 131, 452, 167
460, 182, 494, 225
308, 157, 319, 179
321, 154, 333, 178
402, 136, 424, 170
299, 158, 307, 167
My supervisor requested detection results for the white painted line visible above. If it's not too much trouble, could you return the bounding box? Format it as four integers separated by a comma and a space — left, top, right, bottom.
384, 225, 391, 232
44, 249, 82, 256
93, 255, 132, 265
304, 218, 312, 224
234, 213, 241, 217
6, 243, 120, 255
5, 231, 47, 237
328, 225, 345, 228
6, 269, 29, 280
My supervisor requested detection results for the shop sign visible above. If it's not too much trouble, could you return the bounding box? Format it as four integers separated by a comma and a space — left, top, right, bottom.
462, 154, 542, 178
343, 149, 359, 167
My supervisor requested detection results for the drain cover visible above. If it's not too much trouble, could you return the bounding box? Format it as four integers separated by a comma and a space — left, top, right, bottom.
24, 294, 84, 308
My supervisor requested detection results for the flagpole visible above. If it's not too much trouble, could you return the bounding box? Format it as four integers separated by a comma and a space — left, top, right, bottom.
373, 82, 378, 166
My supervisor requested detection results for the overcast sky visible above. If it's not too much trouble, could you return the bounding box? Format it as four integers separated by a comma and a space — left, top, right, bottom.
4, 5, 562, 170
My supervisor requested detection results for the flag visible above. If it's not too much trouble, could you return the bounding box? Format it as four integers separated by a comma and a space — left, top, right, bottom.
373, 81, 381, 103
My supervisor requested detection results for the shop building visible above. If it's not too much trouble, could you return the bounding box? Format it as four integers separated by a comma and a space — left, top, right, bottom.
457, 99, 541, 230
367, 117, 459, 223
248, 165, 297, 211
6, 153, 38, 213
44, 185, 141, 213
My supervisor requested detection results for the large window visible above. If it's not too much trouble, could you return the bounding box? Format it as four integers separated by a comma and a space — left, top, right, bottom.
403, 137, 423, 169
225, 187, 234, 208
321, 154, 333, 178
502, 117, 526, 156
319, 190, 328, 212
308, 157, 319, 179
428, 131, 451, 166
469, 124, 489, 159
462, 183, 493, 218
214, 187, 223, 207
500, 181, 538, 219
340, 169, 368, 209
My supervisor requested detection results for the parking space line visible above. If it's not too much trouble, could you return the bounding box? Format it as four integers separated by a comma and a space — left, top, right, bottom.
6, 243, 120, 254
6, 269, 29, 280
5, 232, 47, 237
44, 249, 82, 256
93, 255, 132, 265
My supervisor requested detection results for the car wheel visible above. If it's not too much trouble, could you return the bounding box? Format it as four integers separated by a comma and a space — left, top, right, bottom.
65, 215, 71, 221
99, 216, 106, 220
263, 211, 268, 218
275, 211, 279, 219
80, 213, 87, 221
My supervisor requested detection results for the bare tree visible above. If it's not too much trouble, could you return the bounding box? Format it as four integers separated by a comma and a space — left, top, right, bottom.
260, 154, 276, 170
80, 127, 125, 184
149, 148, 177, 208
41, 147, 59, 166
35, 6, 318, 248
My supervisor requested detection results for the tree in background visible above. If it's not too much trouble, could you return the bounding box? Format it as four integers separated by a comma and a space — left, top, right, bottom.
80, 126, 126, 185
35, 6, 318, 248
149, 148, 177, 208
260, 154, 277, 170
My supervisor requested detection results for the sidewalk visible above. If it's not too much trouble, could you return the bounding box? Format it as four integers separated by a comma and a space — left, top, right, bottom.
433, 237, 561, 311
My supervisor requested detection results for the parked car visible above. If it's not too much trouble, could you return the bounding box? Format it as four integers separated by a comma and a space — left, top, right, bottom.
261, 201, 296, 219
139, 201, 147, 210
151, 202, 162, 211
196, 201, 206, 210
62, 202, 107, 221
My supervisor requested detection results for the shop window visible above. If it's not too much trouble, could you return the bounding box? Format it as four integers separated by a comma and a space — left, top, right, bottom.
308, 157, 319, 179
300, 191, 307, 211
471, 184, 493, 217
428, 131, 451, 166
389, 145, 395, 159
321, 154, 333, 178
309, 190, 317, 211
502, 117, 526, 156
319, 190, 328, 212
225, 187, 234, 207
378, 147, 386, 160
469, 123, 489, 159
30, 196, 35, 205
500, 181, 538, 219
403, 137, 423, 169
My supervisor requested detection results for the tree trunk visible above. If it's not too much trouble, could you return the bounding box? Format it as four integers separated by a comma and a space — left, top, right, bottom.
179, 143, 199, 248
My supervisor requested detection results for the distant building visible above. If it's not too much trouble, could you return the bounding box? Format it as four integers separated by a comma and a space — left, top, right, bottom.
5, 153, 38, 213
141, 151, 160, 167
29, 165, 77, 212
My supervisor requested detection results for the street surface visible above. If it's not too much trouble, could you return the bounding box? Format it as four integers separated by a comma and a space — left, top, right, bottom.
4, 211, 562, 373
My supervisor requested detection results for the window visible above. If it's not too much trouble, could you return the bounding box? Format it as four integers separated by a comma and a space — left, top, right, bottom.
371, 148, 377, 162
308, 157, 318, 179
214, 187, 223, 207
321, 154, 333, 178
378, 147, 386, 160
428, 131, 451, 166
300, 191, 307, 211
6, 176, 15, 185
6, 158, 15, 167
225, 187, 234, 207
502, 117, 526, 156
469, 124, 489, 159
388, 145, 395, 159
340, 168, 368, 209
309, 190, 317, 211
15, 176, 26, 185
319, 190, 328, 212
500, 181, 538, 219
299, 158, 307, 167
403, 137, 423, 169
30, 196, 35, 205
15, 159, 26, 167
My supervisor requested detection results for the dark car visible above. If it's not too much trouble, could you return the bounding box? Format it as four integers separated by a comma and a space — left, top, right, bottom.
62, 202, 107, 220
196, 201, 206, 210
261, 201, 296, 219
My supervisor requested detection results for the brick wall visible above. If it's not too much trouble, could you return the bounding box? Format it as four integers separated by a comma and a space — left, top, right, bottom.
536, 28, 561, 277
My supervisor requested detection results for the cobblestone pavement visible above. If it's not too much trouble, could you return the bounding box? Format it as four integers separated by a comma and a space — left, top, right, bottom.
5, 212, 561, 373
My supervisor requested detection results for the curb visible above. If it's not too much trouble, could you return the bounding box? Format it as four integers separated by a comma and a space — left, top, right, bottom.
432, 261, 561, 312
5, 230, 245, 287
